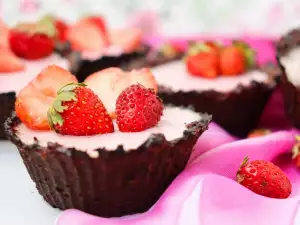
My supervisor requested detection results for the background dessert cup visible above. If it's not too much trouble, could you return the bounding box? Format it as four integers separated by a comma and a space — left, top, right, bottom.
277, 28, 300, 129
139, 40, 280, 137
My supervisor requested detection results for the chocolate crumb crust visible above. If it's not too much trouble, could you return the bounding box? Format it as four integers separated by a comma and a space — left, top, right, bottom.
276, 28, 300, 128
0, 44, 79, 140
73, 45, 150, 82
5, 108, 211, 217
0, 92, 15, 139
276, 28, 300, 57
153, 61, 279, 138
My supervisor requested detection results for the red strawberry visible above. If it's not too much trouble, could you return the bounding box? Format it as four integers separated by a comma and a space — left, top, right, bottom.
0, 46, 24, 72
55, 19, 68, 42
185, 41, 220, 78
66, 17, 109, 52
236, 157, 292, 199
109, 28, 142, 53
220, 46, 246, 75
220, 41, 255, 76
48, 83, 114, 136
116, 84, 163, 132
84, 67, 157, 117
186, 53, 219, 78
9, 21, 55, 60
15, 65, 78, 130
247, 129, 271, 138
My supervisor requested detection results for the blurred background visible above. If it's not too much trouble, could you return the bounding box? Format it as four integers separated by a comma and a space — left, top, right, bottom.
1, 0, 300, 37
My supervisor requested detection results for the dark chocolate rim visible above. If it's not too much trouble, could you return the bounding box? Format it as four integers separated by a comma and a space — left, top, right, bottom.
0, 92, 15, 139
276, 28, 300, 57
5, 106, 211, 154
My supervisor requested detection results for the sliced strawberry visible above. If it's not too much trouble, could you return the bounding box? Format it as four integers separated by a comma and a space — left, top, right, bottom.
109, 28, 142, 53
127, 68, 158, 92
84, 67, 157, 117
66, 18, 109, 52
0, 46, 24, 73
84, 68, 125, 114
0, 22, 9, 48
15, 65, 78, 130
83, 16, 107, 35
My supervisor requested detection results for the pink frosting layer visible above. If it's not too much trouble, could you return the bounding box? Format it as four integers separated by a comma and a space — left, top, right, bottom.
0, 54, 69, 94
16, 106, 201, 157
151, 61, 268, 92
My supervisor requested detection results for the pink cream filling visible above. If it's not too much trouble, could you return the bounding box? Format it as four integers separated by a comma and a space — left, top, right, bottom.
0, 54, 70, 94
151, 61, 268, 92
16, 107, 201, 158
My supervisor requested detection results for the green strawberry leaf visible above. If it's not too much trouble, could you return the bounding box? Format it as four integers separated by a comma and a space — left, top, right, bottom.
35, 15, 57, 38
47, 83, 85, 131
232, 40, 256, 69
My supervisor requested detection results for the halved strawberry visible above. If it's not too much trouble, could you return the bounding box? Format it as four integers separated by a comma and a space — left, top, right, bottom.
15, 65, 78, 130
82, 16, 107, 35
84, 67, 157, 117
0, 21, 9, 48
66, 17, 109, 52
127, 68, 158, 92
109, 28, 142, 53
0, 46, 24, 73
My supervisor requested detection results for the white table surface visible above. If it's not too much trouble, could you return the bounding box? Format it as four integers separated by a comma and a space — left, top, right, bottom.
0, 141, 60, 225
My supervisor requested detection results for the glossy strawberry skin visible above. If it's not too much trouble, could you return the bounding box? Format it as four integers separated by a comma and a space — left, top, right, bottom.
9, 30, 54, 60
55, 20, 68, 42
220, 46, 245, 75
186, 53, 219, 78
236, 159, 292, 199
116, 84, 163, 132
52, 86, 114, 136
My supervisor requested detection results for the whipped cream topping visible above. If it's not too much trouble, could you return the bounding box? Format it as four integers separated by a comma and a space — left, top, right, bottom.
81, 46, 124, 61
16, 106, 202, 157
151, 61, 268, 92
279, 47, 300, 86
0, 54, 70, 94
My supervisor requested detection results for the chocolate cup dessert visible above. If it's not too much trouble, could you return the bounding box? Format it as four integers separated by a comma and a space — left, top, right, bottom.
0, 43, 79, 140
150, 60, 280, 138
5, 106, 211, 217
276, 28, 300, 128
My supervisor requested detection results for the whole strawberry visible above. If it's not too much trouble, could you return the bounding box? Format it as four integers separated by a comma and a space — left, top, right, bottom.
185, 41, 220, 78
220, 41, 255, 76
9, 19, 55, 60
236, 157, 292, 199
116, 84, 163, 132
48, 83, 114, 136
